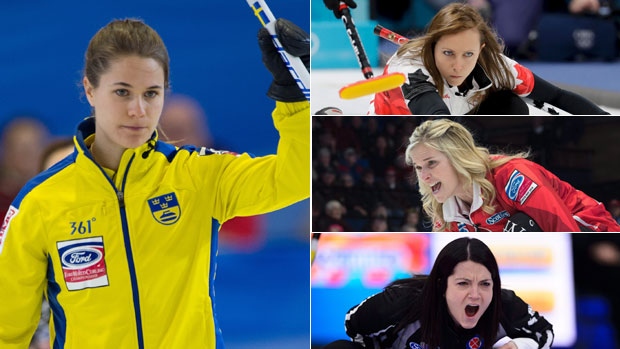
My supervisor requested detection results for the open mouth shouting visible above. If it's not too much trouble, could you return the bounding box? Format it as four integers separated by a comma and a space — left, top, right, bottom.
465, 304, 479, 317
446, 261, 493, 329
431, 182, 441, 194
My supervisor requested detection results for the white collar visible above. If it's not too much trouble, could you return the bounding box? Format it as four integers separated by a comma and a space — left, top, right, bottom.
442, 182, 483, 224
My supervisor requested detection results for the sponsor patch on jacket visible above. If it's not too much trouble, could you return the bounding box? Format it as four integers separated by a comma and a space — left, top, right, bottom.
486, 210, 510, 225
505, 170, 538, 205
148, 192, 181, 225
0, 205, 18, 255
57, 237, 109, 291
409, 342, 423, 349
457, 222, 469, 232
467, 336, 484, 349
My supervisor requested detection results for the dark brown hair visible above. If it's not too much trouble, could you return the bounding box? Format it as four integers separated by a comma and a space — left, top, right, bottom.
84, 18, 170, 89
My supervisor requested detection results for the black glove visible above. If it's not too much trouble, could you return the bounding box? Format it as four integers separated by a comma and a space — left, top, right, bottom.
257, 18, 309, 102
323, 0, 357, 18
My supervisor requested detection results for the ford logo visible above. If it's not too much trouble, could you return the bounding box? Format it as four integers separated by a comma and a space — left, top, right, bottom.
507, 175, 523, 200
61, 247, 102, 269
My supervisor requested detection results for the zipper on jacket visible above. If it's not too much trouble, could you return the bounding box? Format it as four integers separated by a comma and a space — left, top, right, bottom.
117, 154, 145, 349
88, 145, 145, 348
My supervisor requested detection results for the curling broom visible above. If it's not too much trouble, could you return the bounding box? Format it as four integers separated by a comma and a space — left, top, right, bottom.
337, 2, 405, 100
373, 24, 410, 46
247, 0, 311, 101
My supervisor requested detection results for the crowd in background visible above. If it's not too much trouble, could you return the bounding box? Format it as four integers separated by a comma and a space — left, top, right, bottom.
312, 116, 429, 232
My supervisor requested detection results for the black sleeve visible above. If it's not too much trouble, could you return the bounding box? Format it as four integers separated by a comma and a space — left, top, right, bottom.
527, 74, 609, 115
344, 285, 413, 347
401, 70, 451, 115
408, 90, 451, 115
500, 289, 554, 348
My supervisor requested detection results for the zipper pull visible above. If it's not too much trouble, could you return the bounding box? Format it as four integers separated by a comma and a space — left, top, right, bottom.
117, 191, 125, 208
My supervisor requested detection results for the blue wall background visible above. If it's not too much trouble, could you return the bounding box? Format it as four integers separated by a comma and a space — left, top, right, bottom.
0, 1, 310, 347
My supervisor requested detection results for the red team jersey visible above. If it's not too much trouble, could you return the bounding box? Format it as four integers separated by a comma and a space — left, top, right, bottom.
369, 53, 535, 115
441, 157, 620, 232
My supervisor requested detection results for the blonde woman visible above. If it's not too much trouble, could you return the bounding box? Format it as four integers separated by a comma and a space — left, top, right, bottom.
406, 119, 620, 231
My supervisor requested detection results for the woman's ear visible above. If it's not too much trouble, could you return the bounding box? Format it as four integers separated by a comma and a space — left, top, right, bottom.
83, 77, 95, 107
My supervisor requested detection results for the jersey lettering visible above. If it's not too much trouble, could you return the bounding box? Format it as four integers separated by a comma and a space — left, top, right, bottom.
503, 220, 528, 232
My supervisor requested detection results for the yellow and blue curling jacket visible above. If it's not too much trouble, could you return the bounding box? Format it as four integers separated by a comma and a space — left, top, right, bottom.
0, 101, 309, 348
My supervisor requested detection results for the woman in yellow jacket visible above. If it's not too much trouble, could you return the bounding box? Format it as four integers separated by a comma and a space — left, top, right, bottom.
0, 17, 309, 348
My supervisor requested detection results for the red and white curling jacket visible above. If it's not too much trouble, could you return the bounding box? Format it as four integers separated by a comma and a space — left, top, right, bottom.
441, 157, 620, 232
369, 52, 534, 115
